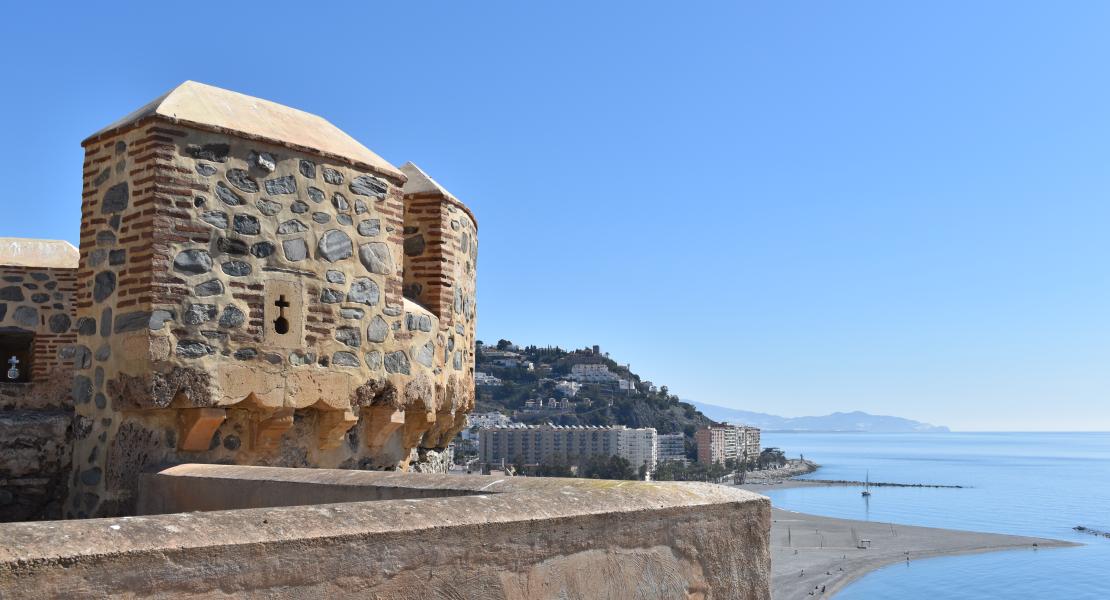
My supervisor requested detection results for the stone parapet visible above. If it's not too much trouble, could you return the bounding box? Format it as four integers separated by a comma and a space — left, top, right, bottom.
0, 464, 771, 599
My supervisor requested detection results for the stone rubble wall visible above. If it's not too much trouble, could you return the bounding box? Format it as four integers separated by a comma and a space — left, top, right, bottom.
0, 264, 78, 521
0, 265, 78, 389
401, 187, 477, 452
67, 120, 478, 518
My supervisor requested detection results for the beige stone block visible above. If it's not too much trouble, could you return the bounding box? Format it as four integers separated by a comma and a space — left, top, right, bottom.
178, 408, 227, 451
217, 364, 284, 408
284, 369, 352, 410
365, 406, 405, 451
262, 279, 304, 350
317, 409, 358, 450
403, 409, 436, 448
250, 408, 294, 451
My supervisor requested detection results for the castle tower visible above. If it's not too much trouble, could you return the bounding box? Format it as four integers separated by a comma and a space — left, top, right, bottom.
399, 163, 478, 450
67, 82, 477, 517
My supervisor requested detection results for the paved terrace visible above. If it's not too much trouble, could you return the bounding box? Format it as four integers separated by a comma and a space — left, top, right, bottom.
0, 465, 771, 599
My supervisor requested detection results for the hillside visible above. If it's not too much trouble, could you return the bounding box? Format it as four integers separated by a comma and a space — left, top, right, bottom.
689, 401, 950, 433
474, 342, 713, 448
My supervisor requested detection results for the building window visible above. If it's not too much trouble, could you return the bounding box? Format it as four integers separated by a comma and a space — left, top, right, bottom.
0, 329, 34, 384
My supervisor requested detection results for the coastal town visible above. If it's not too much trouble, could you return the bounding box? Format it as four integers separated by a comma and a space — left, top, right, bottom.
447, 341, 790, 482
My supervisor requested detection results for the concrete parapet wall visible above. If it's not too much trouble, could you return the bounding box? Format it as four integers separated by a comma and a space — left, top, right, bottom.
0, 464, 771, 599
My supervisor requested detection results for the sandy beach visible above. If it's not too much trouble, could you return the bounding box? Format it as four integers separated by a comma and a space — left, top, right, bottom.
738, 478, 1079, 599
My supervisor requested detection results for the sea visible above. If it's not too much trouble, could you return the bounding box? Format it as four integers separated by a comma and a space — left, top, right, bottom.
760, 431, 1110, 599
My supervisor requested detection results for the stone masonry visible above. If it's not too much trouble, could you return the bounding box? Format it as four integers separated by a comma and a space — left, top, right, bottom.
0, 239, 80, 521
56, 81, 477, 518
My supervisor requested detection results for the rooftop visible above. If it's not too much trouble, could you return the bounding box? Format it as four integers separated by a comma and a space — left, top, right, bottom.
83, 81, 404, 180
0, 238, 79, 269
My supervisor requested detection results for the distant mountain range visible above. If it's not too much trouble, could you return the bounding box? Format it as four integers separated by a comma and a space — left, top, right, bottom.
687, 401, 950, 433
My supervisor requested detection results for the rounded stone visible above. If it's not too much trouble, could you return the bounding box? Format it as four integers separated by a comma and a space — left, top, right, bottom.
215, 182, 245, 206
332, 351, 360, 367
366, 315, 388, 343
49, 313, 72, 334
217, 237, 249, 255
317, 229, 353, 262
334, 326, 361, 348
346, 277, 380, 306
250, 241, 276, 258
173, 249, 213, 275
195, 279, 225, 296
349, 174, 388, 198
365, 351, 383, 370
332, 192, 349, 212
325, 270, 346, 284
383, 351, 410, 375
202, 210, 229, 229
264, 176, 297, 195
101, 182, 129, 214
183, 304, 217, 325
323, 168, 344, 184
222, 260, 252, 277
76, 317, 97, 336
176, 340, 214, 358
307, 187, 325, 203
227, 169, 260, 193
278, 219, 307, 234
13, 305, 38, 327
299, 160, 316, 179
0, 286, 24, 301
233, 214, 260, 235
93, 271, 116, 302
282, 238, 308, 262
404, 234, 426, 257
256, 198, 282, 216
358, 242, 394, 275
219, 305, 245, 328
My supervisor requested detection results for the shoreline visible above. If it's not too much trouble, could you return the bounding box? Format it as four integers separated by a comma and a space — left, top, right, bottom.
738, 464, 1080, 599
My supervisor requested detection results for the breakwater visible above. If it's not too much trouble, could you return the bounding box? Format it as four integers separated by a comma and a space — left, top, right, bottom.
802, 479, 966, 489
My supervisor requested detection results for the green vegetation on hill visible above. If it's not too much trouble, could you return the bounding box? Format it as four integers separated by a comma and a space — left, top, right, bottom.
475, 340, 715, 458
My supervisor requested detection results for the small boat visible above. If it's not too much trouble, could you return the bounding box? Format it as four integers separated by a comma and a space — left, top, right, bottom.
862, 470, 872, 497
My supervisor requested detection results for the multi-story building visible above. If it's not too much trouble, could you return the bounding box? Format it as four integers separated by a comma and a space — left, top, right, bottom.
479, 425, 658, 474
461, 411, 519, 441
619, 427, 658, 472
696, 425, 761, 465
656, 433, 688, 465
569, 363, 620, 384
555, 380, 581, 397
474, 371, 502, 387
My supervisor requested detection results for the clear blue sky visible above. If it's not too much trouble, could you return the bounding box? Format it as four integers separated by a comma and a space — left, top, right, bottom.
2, 2, 1107, 430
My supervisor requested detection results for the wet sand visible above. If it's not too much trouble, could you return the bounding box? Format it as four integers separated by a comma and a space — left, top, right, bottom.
739, 482, 1079, 599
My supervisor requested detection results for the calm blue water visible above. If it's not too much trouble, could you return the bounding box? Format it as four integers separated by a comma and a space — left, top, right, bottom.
760, 432, 1110, 599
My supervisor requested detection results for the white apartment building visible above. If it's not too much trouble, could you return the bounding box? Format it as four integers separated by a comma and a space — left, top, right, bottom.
474, 371, 502, 386
656, 433, 688, 465
555, 380, 581, 397
569, 363, 620, 384
461, 411, 518, 441
479, 425, 658, 475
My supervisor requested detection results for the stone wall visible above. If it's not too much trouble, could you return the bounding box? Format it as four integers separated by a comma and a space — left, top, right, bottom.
0, 264, 77, 390
67, 87, 478, 518
0, 262, 78, 521
0, 465, 772, 599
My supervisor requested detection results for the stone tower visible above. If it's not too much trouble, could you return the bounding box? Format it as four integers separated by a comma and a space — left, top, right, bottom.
67, 82, 477, 517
